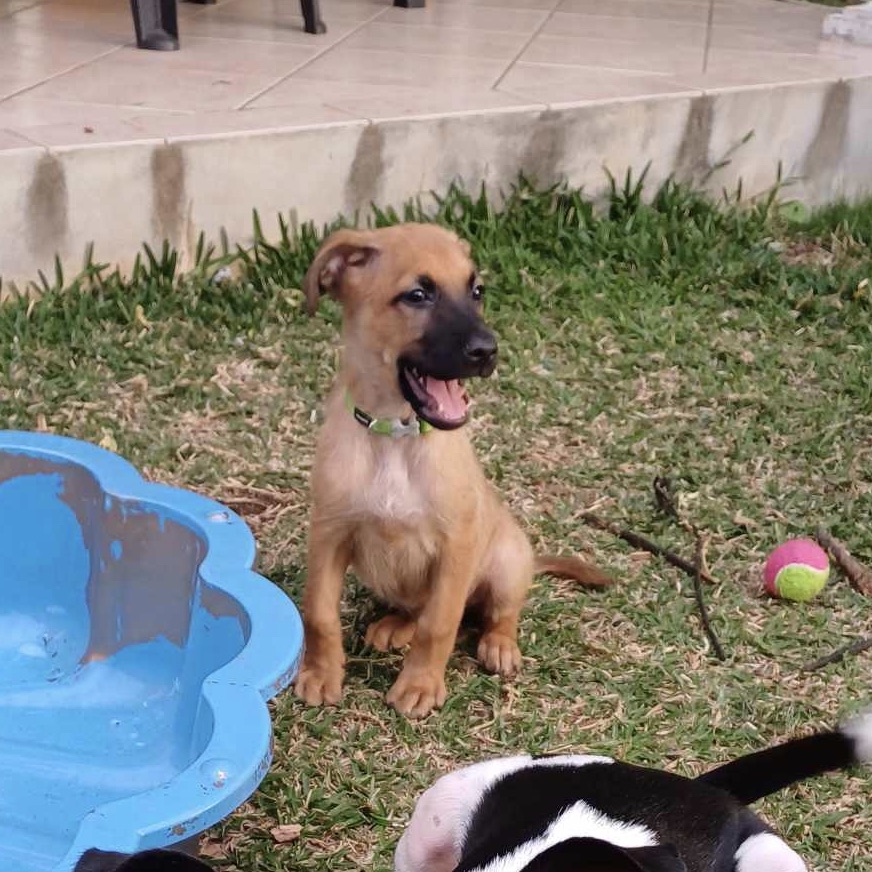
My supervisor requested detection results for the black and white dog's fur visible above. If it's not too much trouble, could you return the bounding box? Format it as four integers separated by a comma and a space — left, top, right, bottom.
394, 713, 872, 872
74, 849, 207, 872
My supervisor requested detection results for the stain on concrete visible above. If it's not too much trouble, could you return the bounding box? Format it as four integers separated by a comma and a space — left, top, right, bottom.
674, 94, 714, 184
520, 110, 566, 187
26, 153, 69, 261
803, 80, 851, 187
151, 143, 186, 246
345, 125, 385, 216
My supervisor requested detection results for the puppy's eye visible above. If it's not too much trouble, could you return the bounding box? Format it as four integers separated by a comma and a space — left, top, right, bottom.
471, 284, 485, 302
397, 287, 433, 307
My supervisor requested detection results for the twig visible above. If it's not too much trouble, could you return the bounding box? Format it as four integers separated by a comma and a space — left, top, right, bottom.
653, 476, 715, 581
690, 533, 726, 661
653, 475, 680, 520
802, 636, 872, 672
579, 512, 716, 584
652, 476, 726, 661
816, 527, 872, 596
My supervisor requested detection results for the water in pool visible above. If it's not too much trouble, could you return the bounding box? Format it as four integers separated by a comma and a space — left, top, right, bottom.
0, 463, 245, 870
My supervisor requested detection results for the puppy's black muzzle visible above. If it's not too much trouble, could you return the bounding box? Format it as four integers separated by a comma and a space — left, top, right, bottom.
462, 329, 498, 376
404, 298, 498, 381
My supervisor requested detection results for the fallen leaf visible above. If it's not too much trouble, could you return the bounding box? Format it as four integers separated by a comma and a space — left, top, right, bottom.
99, 431, 118, 452
270, 823, 302, 844
134, 304, 152, 329
198, 841, 227, 860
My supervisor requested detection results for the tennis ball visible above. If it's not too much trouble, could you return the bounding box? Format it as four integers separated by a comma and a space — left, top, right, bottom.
764, 538, 830, 602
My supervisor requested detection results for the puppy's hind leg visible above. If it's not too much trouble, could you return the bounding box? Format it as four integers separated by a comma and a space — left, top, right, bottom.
475, 515, 533, 677
366, 613, 417, 651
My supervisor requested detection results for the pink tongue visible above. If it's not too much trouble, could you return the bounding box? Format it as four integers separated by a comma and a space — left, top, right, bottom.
423, 378, 468, 420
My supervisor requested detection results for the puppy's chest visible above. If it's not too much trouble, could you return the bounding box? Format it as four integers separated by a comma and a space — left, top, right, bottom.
343, 446, 444, 607
349, 446, 435, 523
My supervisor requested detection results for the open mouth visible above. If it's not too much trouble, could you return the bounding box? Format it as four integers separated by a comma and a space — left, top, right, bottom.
399, 364, 471, 430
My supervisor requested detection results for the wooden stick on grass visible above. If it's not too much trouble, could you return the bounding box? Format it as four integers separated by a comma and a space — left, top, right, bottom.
579, 512, 715, 584
802, 636, 872, 672
651, 476, 726, 661
579, 487, 727, 661
816, 527, 872, 596
690, 532, 727, 662
800, 528, 872, 671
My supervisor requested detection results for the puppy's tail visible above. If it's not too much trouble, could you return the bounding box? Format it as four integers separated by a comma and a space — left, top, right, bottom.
697, 710, 872, 804
534, 555, 613, 588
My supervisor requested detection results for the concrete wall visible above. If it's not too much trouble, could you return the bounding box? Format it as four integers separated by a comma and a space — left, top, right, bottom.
2, 75, 871, 290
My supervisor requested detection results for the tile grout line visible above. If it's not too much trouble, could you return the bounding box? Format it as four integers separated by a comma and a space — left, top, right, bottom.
319, 100, 378, 123
0, 128, 47, 151
0, 95, 199, 115
0, 0, 42, 19
491, 0, 563, 92
235, 6, 390, 111
0, 44, 129, 105
702, 0, 716, 73
502, 59, 680, 77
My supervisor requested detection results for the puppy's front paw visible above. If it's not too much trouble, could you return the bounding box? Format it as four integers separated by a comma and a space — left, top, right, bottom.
365, 614, 417, 651
386, 668, 446, 718
294, 661, 344, 706
477, 631, 521, 677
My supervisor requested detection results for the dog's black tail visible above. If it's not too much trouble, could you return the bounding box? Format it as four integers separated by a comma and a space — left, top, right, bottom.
697, 710, 872, 804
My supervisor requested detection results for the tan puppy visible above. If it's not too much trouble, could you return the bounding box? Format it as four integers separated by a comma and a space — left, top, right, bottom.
294, 223, 610, 718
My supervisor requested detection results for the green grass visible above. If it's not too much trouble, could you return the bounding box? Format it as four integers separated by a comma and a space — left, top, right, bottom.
804, 0, 862, 7
2, 177, 871, 871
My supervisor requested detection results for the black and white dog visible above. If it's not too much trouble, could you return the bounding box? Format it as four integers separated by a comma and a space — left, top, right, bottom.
75, 713, 870, 872
395, 712, 871, 872
74, 849, 207, 872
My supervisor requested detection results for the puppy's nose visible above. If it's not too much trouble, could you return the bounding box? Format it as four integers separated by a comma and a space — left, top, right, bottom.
464, 331, 498, 367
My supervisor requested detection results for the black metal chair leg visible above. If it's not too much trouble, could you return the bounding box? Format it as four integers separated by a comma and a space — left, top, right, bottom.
394, 0, 425, 7
301, 0, 326, 34
130, 0, 180, 50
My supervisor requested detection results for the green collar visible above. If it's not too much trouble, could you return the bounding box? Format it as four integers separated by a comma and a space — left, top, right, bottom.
345, 392, 433, 438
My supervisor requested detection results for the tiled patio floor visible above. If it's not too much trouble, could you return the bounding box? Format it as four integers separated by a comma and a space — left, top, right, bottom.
2, 0, 872, 149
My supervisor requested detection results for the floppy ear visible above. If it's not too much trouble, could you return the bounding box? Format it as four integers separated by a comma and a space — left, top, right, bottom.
519, 838, 686, 872
74, 849, 211, 872
302, 228, 379, 315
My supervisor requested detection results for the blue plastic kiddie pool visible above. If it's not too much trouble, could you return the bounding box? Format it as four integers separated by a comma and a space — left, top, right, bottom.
0, 432, 303, 871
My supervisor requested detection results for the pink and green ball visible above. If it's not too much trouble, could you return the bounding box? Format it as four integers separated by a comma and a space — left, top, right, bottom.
764, 538, 830, 602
